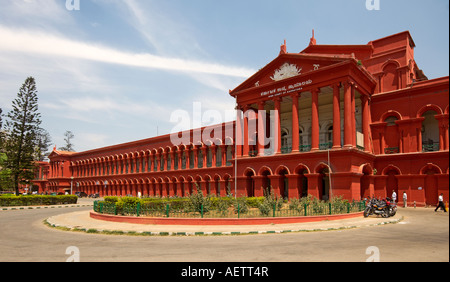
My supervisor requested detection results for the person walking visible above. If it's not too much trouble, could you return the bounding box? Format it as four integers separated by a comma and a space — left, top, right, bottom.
434, 193, 447, 212
403, 192, 407, 208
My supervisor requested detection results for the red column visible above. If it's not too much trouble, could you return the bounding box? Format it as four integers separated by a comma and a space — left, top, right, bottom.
268, 175, 281, 197
156, 154, 161, 172
193, 147, 199, 168
446, 123, 449, 151
436, 114, 449, 151
236, 107, 243, 157
332, 84, 341, 149
258, 101, 266, 156
169, 181, 175, 197
311, 88, 320, 151
291, 93, 300, 152
351, 84, 356, 147
243, 105, 250, 157
170, 152, 175, 170
306, 174, 320, 199
185, 148, 190, 169
344, 81, 353, 148
287, 175, 299, 199
221, 145, 227, 166
201, 146, 207, 167
361, 94, 372, 152
211, 145, 217, 168
144, 153, 149, 172
177, 151, 182, 170
274, 97, 282, 154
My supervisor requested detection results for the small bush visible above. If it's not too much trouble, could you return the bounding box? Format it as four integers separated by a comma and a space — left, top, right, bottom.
258, 198, 273, 217
233, 197, 249, 214
104, 196, 119, 203
246, 197, 265, 208
187, 184, 212, 214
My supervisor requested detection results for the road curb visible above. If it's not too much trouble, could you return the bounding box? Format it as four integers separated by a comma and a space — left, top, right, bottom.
1, 204, 93, 211
44, 215, 404, 237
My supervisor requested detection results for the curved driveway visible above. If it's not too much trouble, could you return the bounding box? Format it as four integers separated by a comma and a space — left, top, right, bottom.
0, 205, 448, 262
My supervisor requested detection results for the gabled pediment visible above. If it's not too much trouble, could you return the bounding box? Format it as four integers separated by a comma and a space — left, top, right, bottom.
230, 53, 352, 96
48, 150, 76, 160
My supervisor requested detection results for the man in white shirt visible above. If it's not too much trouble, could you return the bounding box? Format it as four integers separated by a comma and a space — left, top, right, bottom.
403, 192, 407, 208
392, 190, 397, 204
434, 193, 447, 212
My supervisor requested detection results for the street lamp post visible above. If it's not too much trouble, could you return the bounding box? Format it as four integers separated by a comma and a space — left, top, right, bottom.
70, 176, 74, 195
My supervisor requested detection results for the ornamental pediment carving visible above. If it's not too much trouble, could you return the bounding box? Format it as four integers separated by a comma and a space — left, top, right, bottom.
270, 63, 302, 81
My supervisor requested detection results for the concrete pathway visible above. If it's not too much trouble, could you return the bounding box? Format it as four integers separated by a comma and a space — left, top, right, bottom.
46, 209, 403, 236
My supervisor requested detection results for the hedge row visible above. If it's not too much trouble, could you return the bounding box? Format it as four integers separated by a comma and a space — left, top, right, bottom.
0, 195, 78, 207
103, 196, 265, 210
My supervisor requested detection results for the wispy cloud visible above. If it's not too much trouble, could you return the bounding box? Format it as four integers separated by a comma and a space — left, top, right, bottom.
0, 25, 255, 78
119, 0, 205, 57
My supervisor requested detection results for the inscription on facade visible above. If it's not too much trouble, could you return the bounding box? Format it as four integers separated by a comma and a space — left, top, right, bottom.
260, 79, 313, 98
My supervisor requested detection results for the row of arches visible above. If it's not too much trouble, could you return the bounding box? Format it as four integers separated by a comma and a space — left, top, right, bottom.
239, 162, 448, 203
66, 173, 234, 198
379, 103, 449, 122
376, 103, 449, 154
65, 143, 235, 179
241, 163, 333, 200
378, 163, 448, 206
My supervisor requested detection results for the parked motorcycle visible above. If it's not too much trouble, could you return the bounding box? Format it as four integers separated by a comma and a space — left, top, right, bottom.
385, 197, 397, 217
364, 197, 390, 218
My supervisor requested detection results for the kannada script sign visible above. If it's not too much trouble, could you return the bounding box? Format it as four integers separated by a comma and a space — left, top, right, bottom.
260, 78, 313, 98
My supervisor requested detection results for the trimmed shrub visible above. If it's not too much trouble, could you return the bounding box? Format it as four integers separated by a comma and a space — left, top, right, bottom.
0, 195, 78, 207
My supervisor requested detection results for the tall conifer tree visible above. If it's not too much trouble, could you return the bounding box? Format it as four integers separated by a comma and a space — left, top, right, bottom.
4, 77, 42, 195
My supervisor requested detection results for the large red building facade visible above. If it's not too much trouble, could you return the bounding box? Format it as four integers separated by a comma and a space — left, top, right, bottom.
33, 31, 449, 206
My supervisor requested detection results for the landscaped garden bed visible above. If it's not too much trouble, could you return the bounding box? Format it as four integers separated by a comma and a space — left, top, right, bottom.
93, 189, 365, 219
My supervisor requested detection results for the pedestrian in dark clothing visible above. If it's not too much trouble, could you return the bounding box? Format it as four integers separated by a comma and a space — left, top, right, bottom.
435, 193, 447, 212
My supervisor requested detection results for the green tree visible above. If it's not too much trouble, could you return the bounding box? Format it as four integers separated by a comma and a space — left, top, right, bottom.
3, 77, 42, 195
58, 130, 75, 152
35, 128, 52, 161
0, 108, 4, 150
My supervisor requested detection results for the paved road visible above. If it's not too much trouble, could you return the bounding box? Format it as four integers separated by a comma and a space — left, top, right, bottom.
0, 204, 448, 262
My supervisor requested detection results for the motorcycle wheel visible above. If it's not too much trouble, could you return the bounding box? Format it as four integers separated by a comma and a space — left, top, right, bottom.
364, 207, 370, 218
381, 209, 390, 218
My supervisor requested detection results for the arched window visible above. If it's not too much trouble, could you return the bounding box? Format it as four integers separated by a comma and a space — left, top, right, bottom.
324, 125, 333, 149
281, 128, 290, 153
167, 153, 171, 171
189, 150, 195, 169
384, 115, 400, 154
422, 110, 439, 152
226, 146, 232, 166
385, 116, 398, 126
216, 146, 222, 167
207, 147, 212, 167
198, 149, 203, 168
181, 152, 187, 169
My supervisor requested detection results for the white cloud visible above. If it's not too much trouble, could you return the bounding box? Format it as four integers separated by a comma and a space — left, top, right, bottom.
0, 25, 255, 78
76, 132, 110, 151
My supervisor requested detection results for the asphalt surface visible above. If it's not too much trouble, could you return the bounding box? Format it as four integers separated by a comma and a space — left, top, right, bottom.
0, 199, 448, 262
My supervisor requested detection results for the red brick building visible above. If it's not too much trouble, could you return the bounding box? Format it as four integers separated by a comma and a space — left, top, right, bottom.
33, 31, 449, 206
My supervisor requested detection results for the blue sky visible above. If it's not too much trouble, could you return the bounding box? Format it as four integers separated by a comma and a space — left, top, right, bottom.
0, 0, 448, 152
